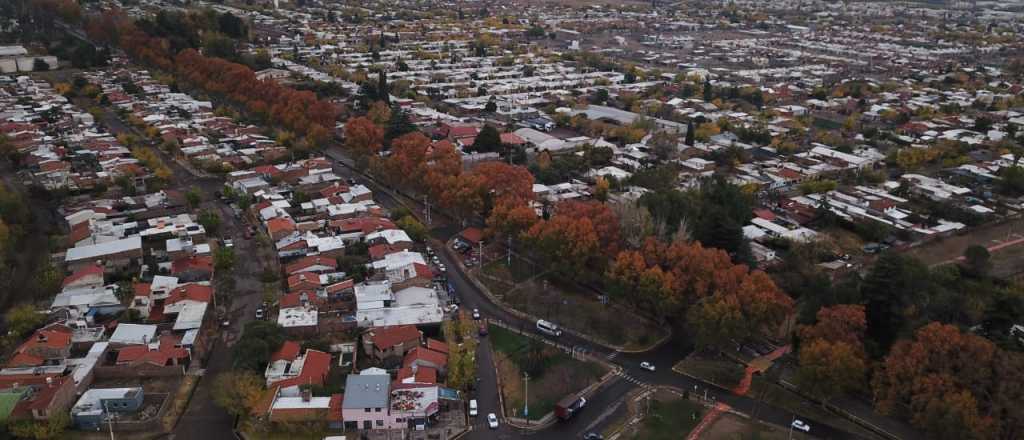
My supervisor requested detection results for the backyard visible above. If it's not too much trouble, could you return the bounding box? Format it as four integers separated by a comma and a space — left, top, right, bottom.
489, 324, 607, 421
481, 260, 667, 350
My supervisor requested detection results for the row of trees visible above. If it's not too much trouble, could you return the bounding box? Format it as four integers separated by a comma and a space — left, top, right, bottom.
107, 12, 338, 147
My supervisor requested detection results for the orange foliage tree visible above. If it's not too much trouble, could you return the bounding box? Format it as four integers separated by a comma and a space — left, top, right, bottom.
796, 305, 868, 401
343, 116, 383, 163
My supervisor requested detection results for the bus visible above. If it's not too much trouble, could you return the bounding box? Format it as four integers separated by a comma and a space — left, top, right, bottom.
536, 319, 563, 337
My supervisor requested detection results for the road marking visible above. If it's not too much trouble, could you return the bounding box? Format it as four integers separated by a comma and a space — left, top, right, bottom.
606, 351, 620, 360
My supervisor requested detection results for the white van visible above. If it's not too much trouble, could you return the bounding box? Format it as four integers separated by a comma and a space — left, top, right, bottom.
469, 399, 478, 416
536, 319, 563, 337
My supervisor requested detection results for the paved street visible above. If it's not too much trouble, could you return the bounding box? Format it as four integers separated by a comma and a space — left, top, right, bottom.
324, 146, 860, 440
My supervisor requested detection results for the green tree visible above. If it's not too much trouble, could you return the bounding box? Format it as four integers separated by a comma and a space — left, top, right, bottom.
211, 371, 265, 418
5, 304, 44, 337
185, 187, 202, 209
963, 245, 991, 277
214, 246, 236, 271
472, 125, 503, 153
396, 215, 428, 243
9, 411, 69, 439
232, 321, 286, 371
385, 106, 415, 143
198, 210, 221, 236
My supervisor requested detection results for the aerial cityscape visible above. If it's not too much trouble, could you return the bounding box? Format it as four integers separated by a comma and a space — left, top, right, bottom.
0, 0, 1023, 439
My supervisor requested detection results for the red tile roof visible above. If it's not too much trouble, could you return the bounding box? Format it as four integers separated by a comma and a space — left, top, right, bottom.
413, 263, 433, 280
267, 217, 297, 236
61, 263, 104, 287
328, 394, 344, 422
171, 255, 213, 275
271, 349, 331, 388
396, 365, 437, 385
285, 256, 338, 275
116, 335, 189, 366
403, 347, 447, 369
368, 325, 421, 351
460, 227, 483, 244
287, 272, 321, 291
270, 341, 302, 362
425, 339, 449, 355
500, 133, 526, 145
165, 284, 213, 305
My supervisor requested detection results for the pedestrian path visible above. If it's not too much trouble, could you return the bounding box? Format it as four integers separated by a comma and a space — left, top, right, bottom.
734, 345, 790, 395
685, 402, 731, 440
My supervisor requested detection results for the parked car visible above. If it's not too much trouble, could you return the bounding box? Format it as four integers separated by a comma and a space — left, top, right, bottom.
472, 308, 481, 320
487, 413, 499, 429
222, 239, 234, 248
791, 420, 810, 432
469, 399, 478, 417
640, 362, 655, 372
478, 323, 489, 336
255, 308, 265, 320
583, 433, 604, 440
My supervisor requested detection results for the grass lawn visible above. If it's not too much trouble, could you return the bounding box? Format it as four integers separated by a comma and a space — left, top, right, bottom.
501, 275, 666, 349
749, 378, 884, 440
628, 397, 706, 440
490, 324, 606, 420
674, 355, 747, 390
699, 413, 792, 440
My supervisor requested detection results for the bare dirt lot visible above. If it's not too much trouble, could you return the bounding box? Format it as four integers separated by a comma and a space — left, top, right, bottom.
903, 216, 1024, 278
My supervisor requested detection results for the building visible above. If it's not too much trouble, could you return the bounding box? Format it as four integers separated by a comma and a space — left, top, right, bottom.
362, 325, 422, 362
71, 387, 144, 430
342, 373, 398, 430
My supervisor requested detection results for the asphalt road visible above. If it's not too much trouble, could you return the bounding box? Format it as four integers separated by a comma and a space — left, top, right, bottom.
86, 103, 264, 440
325, 146, 860, 440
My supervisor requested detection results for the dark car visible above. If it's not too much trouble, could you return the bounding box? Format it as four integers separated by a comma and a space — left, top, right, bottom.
478, 323, 488, 336
584, 433, 604, 440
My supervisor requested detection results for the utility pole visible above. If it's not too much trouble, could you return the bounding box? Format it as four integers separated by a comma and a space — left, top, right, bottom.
479, 240, 484, 265
523, 372, 530, 423
507, 235, 512, 267
424, 195, 431, 225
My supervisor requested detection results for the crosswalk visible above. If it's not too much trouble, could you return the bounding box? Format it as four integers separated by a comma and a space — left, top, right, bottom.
615, 370, 651, 388
606, 351, 619, 361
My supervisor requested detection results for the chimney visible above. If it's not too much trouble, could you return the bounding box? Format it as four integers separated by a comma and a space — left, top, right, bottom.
301, 387, 312, 402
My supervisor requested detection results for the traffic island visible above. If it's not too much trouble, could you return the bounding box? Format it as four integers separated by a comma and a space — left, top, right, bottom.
488, 323, 615, 429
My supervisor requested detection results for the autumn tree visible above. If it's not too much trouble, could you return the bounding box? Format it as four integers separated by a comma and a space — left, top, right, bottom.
380, 131, 432, 188
212, 371, 266, 418
796, 339, 867, 402
344, 116, 384, 166
524, 214, 600, 277
486, 198, 538, 239
873, 323, 998, 440
366, 100, 391, 126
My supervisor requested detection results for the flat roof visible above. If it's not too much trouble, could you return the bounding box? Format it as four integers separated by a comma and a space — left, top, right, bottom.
65, 236, 142, 262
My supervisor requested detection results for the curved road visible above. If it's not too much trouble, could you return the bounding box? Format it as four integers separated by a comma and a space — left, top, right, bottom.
324, 147, 858, 440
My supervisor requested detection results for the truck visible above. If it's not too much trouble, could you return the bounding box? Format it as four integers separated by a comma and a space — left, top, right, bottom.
554, 394, 587, 420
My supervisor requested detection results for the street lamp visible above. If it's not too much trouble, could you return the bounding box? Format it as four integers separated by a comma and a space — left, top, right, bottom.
523, 372, 529, 423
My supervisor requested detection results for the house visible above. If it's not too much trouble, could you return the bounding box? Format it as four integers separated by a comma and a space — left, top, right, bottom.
71, 387, 144, 430
161, 284, 213, 318
287, 272, 322, 292
389, 383, 440, 430
278, 306, 318, 337
362, 325, 422, 361
64, 236, 143, 272
342, 373, 400, 431
370, 251, 432, 288
266, 217, 297, 241
0, 375, 77, 423
264, 347, 331, 389
108, 324, 158, 346
61, 263, 105, 291
114, 334, 190, 368
285, 255, 339, 275
395, 364, 437, 385
403, 347, 448, 375
355, 283, 444, 328
253, 386, 343, 426
170, 255, 214, 282
8, 324, 72, 368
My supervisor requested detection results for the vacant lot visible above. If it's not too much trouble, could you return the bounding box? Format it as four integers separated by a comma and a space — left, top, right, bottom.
904, 217, 1024, 269
490, 324, 606, 420
749, 378, 885, 440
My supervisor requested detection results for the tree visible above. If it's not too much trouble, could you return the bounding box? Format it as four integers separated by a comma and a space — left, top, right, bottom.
963, 244, 991, 277
799, 304, 866, 346
524, 215, 600, 276
873, 322, 998, 440
232, 320, 286, 371
185, 186, 202, 209
472, 125, 503, 153
396, 215, 428, 242
9, 411, 70, 440
484, 100, 497, 113
366, 101, 391, 125
198, 209, 221, 236
703, 77, 713, 102
32, 58, 49, 72
377, 69, 389, 105
796, 339, 866, 402
211, 371, 265, 418
860, 253, 931, 354
486, 198, 538, 239
385, 106, 416, 143
594, 176, 610, 202
527, 25, 546, 38
5, 304, 45, 337
214, 246, 236, 271
344, 116, 384, 163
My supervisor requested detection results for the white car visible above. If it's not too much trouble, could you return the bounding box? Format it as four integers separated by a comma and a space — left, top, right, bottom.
469, 399, 478, 416
472, 308, 481, 320
487, 413, 499, 429
791, 419, 810, 432
640, 361, 656, 372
